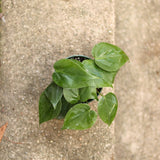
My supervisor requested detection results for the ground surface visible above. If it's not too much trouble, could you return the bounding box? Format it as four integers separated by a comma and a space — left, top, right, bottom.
0, 0, 115, 160
1, 0, 160, 160
115, 0, 160, 160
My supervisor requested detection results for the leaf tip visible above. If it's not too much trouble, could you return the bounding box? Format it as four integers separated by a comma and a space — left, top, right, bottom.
39, 119, 43, 125
61, 125, 67, 130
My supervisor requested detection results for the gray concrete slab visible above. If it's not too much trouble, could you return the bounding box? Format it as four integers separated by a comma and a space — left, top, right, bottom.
0, 0, 115, 159
115, 0, 160, 160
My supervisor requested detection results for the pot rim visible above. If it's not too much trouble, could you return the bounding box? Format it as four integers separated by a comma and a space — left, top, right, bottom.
67, 55, 90, 60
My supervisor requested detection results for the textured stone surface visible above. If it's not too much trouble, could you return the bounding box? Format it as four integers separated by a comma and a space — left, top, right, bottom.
115, 0, 160, 160
0, 0, 115, 159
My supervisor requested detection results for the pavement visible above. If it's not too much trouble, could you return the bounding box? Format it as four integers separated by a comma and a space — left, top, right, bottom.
0, 0, 160, 160
0, 0, 115, 160
115, 0, 160, 160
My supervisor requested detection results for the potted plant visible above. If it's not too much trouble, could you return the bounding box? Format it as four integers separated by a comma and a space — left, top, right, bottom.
39, 42, 129, 130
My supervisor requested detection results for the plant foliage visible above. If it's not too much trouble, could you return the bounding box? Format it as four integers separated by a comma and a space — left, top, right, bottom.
39, 42, 129, 130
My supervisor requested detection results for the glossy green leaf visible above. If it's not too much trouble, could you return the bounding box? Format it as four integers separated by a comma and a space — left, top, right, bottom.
63, 88, 80, 104
62, 104, 97, 130
57, 96, 74, 119
69, 59, 84, 67
52, 59, 99, 88
79, 87, 97, 102
82, 60, 117, 87
92, 42, 129, 71
44, 81, 63, 109
39, 92, 62, 124
98, 92, 118, 126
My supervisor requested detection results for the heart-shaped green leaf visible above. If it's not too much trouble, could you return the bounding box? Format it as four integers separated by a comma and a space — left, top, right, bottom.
52, 59, 99, 88
92, 42, 129, 71
63, 88, 80, 104
44, 81, 63, 109
79, 87, 97, 102
69, 59, 84, 67
39, 92, 62, 124
98, 92, 118, 126
62, 104, 97, 130
82, 60, 117, 87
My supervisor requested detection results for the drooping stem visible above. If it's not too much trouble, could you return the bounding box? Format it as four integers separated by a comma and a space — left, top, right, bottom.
97, 90, 104, 97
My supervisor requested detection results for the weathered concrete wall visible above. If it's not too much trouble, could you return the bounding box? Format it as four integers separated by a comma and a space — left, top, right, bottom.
0, 0, 115, 159
115, 0, 160, 160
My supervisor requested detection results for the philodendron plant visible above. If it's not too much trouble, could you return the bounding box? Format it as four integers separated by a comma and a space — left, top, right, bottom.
39, 42, 129, 130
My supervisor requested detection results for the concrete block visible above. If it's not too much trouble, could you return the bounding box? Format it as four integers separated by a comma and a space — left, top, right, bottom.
0, 0, 115, 159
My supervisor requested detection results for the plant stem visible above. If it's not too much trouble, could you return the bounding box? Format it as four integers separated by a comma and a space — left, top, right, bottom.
97, 90, 104, 97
